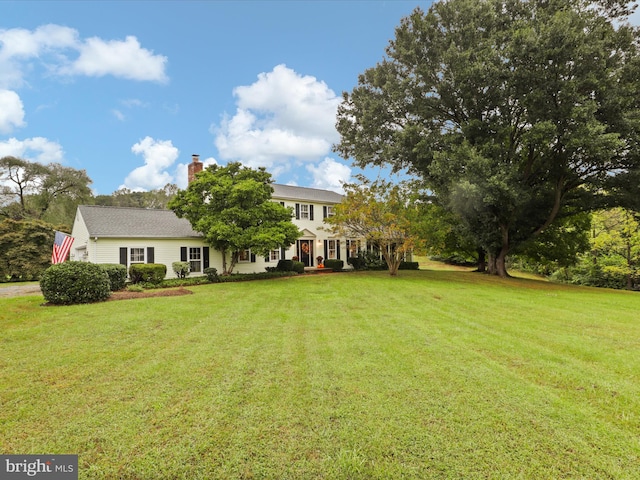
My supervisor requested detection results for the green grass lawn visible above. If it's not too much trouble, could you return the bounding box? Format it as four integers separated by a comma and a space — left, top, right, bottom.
1, 269, 639, 479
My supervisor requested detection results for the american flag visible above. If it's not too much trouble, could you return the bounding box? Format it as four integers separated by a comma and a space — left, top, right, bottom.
52, 231, 74, 264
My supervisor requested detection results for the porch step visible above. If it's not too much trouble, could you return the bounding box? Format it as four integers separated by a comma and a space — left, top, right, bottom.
304, 267, 334, 274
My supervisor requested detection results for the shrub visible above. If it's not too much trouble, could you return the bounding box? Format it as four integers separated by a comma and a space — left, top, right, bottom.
347, 255, 367, 270
292, 261, 305, 274
204, 267, 219, 283
399, 261, 419, 270
276, 259, 295, 271
172, 261, 190, 279
100, 263, 127, 291
324, 259, 344, 271
40, 261, 111, 305
129, 263, 167, 285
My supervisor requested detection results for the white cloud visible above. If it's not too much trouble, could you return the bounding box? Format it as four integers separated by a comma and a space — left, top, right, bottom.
213, 64, 341, 175
0, 25, 167, 88
0, 90, 26, 133
111, 109, 126, 121
122, 137, 179, 191
306, 157, 351, 193
62, 36, 168, 83
0, 137, 64, 163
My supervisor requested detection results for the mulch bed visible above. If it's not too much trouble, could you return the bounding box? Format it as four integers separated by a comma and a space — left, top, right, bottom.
107, 287, 194, 301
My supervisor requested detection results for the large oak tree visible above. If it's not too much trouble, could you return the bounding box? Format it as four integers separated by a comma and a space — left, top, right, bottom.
334, 0, 640, 276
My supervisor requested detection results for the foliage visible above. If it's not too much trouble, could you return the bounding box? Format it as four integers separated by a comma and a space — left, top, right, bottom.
334, 0, 640, 277
292, 261, 305, 274
40, 261, 111, 304
347, 256, 367, 270
276, 259, 295, 272
511, 213, 592, 275
324, 259, 344, 271
128, 264, 167, 285
551, 208, 640, 289
94, 184, 178, 209
172, 261, 191, 279
169, 162, 300, 275
0, 156, 92, 227
0, 218, 57, 281
99, 264, 127, 291
325, 178, 420, 276
203, 267, 220, 283
399, 261, 420, 270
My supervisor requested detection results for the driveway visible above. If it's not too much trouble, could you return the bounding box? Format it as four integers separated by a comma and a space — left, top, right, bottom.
0, 284, 42, 298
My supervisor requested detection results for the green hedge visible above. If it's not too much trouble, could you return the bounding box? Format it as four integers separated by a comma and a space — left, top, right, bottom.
40, 261, 111, 305
292, 261, 305, 274
276, 259, 295, 271
100, 263, 127, 291
399, 261, 419, 270
129, 263, 167, 284
324, 259, 344, 271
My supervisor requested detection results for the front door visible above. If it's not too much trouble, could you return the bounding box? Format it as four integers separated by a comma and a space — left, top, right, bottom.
297, 240, 314, 267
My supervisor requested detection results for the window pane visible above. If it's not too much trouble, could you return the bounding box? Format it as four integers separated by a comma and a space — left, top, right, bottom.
130, 248, 144, 263
189, 247, 201, 272
328, 240, 337, 259
300, 204, 309, 219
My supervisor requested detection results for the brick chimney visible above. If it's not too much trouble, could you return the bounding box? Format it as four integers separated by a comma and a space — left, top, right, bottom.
187, 154, 203, 184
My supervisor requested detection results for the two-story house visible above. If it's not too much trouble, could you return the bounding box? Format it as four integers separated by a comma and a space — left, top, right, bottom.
70, 155, 362, 277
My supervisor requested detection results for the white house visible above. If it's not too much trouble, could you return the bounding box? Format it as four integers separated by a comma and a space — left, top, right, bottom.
70, 157, 363, 277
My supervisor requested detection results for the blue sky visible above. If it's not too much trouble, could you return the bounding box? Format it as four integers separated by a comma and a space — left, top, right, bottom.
0, 0, 428, 195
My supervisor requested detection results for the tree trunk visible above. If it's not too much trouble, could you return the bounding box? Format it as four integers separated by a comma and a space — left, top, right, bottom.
477, 248, 486, 273
495, 225, 510, 278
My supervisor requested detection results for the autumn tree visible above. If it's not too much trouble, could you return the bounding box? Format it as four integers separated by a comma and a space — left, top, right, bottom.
325, 178, 420, 276
168, 162, 300, 275
334, 0, 640, 277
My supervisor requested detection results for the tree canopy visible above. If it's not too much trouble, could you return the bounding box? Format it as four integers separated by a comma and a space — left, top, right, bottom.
168, 162, 300, 275
0, 156, 92, 228
334, 0, 640, 277
325, 177, 420, 276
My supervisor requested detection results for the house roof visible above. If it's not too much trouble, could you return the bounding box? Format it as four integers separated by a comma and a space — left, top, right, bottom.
271, 184, 343, 204
78, 205, 202, 238
77, 185, 343, 238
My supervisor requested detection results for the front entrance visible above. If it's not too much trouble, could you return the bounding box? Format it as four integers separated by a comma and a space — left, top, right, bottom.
297, 239, 314, 267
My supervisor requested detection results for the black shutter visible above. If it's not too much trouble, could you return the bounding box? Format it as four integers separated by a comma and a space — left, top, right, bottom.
203, 247, 209, 269
323, 206, 327, 219
295, 203, 300, 220
280, 201, 285, 207
119, 247, 127, 266
250, 253, 256, 263
324, 240, 328, 259
309, 205, 314, 221
147, 247, 154, 264
281, 247, 285, 259
180, 247, 187, 262
336, 240, 341, 260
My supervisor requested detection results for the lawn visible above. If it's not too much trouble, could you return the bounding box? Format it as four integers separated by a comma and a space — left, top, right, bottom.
1, 269, 639, 479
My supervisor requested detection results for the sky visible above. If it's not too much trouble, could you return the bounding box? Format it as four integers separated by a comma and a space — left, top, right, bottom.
0, 0, 428, 195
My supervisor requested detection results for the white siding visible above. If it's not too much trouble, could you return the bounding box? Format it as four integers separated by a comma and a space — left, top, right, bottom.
70, 209, 92, 262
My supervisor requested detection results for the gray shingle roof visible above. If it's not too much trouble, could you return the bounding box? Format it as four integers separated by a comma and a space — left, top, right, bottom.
78, 205, 201, 238
271, 184, 343, 203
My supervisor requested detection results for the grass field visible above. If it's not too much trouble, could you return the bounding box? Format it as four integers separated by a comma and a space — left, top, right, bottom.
1, 268, 639, 479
